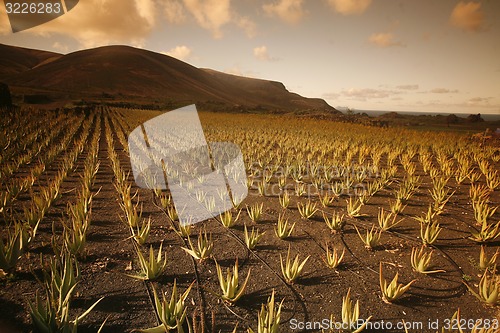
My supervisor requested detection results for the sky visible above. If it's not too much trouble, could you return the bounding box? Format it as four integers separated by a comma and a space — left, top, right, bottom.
0, 0, 499, 114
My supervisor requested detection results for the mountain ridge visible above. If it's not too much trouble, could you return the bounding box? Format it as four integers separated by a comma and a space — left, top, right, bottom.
0, 43, 339, 113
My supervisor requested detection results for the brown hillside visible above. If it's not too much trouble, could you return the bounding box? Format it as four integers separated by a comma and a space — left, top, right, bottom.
2, 44, 338, 113
0, 43, 61, 78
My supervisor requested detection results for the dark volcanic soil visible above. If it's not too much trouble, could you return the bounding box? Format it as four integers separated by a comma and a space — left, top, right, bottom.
1, 109, 499, 333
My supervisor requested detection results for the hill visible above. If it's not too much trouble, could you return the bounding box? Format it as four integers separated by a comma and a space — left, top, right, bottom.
0, 43, 338, 113
0, 44, 61, 78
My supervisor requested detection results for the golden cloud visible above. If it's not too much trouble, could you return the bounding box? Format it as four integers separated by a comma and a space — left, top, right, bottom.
450, 1, 484, 32
253, 45, 271, 61
430, 88, 459, 94
263, 0, 305, 24
162, 45, 192, 61
164, 0, 186, 24
171, 0, 256, 38
369, 32, 404, 48
1, 0, 157, 48
182, 0, 231, 39
327, 0, 371, 15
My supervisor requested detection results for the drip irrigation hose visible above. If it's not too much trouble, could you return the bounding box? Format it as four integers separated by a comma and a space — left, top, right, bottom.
152, 193, 208, 332
212, 212, 303, 327
340, 211, 468, 296
105, 112, 163, 329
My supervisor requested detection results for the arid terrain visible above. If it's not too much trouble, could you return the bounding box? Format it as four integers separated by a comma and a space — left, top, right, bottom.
1, 106, 499, 333
1, 44, 500, 333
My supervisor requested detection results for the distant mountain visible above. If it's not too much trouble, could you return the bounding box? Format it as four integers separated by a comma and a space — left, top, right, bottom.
0, 43, 339, 113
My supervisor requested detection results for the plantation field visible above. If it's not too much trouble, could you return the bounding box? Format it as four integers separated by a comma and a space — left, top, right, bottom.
1, 107, 500, 333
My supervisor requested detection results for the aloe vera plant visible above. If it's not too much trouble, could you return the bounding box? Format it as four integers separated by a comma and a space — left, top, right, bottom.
295, 182, 306, 196
377, 208, 402, 231
470, 221, 500, 243
246, 203, 263, 223
323, 244, 344, 269
414, 204, 436, 225
323, 211, 345, 233
472, 201, 498, 226
257, 181, 267, 196
129, 243, 167, 280
319, 192, 335, 207
62, 214, 88, 259
354, 225, 381, 250
470, 183, 490, 203
130, 218, 151, 246
278, 175, 286, 189
30, 291, 103, 333
181, 228, 213, 262
159, 193, 171, 209
465, 271, 500, 306
0, 223, 25, 272
280, 245, 310, 284
136, 280, 194, 333
394, 180, 416, 204
219, 210, 241, 228
379, 262, 416, 303
346, 197, 365, 218
297, 200, 317, 219
31, 253, 103, 333
215, 259, 251, 304
244, 224, 265, 250
485, 169, 500, 190
479, 245, 499, 271
410, 246, 445, 274
166, 204, 179, 222
247, 289, 283, 333
274, 213, 295, 240
173, 222, 192, 238
339, 288, 372, 333
278, 191, 290, 209
119, 191, 142, 228
420, 220, 441, 246
389, 199, 406, 215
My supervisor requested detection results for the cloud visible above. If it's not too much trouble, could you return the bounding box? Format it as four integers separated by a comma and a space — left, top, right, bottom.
253, 45, 278, 61
263, 0, 305, 24
327, 0, 371, 15
322, 88, 401, 102
2, 0, 157, 48
450, 1, 484, 32
466, 96, 492, 106
413, 97, 500, 111
430, 88, 459, 94
340, 88, 400, 101
236, 16, 257, 38
396, 84, 419, 90
369, 33, 405, 48
180, 0, 256, 38
162, 45, 192, 61
253, 46, 269, 61
135, 0, 157, 25
164, 0, 186, 24
182, 0, 231, 38
0, 0, 255, 42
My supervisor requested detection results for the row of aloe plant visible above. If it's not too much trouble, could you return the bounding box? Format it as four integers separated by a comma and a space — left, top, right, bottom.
1, 112, 94, 275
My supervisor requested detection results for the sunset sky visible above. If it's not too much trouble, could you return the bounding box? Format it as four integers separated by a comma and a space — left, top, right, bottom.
1, 0, 499, 114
